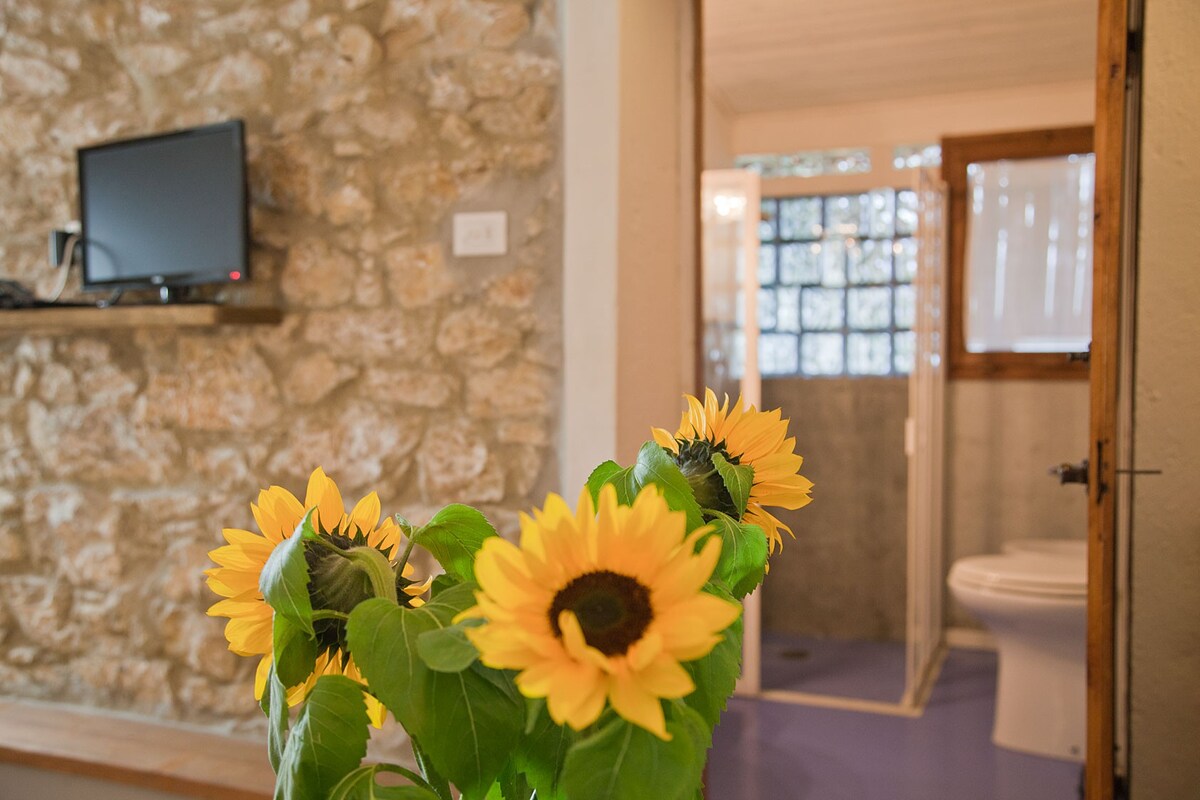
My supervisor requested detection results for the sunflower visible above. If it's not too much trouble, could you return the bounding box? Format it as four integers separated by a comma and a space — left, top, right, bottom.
463, 484, 741, 740
205, 467, 428, 726
653, 389, 813, 555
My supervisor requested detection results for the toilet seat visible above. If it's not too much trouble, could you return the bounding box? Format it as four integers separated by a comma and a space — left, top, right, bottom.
949, 554, 1086, 599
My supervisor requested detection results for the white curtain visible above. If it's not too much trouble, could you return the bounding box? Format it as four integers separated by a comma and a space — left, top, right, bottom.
964, 154, 1094, 353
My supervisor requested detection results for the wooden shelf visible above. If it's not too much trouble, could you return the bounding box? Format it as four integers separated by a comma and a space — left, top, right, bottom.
0, 699, 273, 799
0, 304, 282, 331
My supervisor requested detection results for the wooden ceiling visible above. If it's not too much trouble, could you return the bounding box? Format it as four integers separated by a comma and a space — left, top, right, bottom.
704, 0, 1098, 115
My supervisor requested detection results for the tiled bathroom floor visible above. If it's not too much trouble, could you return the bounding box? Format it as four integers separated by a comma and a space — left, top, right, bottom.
760, 632, 907, 702
711, 649, 1082, 800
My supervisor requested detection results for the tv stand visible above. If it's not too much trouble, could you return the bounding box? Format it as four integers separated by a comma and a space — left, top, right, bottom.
0, 303, 282, 332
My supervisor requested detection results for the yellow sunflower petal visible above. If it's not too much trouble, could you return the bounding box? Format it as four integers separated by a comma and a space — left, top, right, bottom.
221, 611, 273, 656
651, 426, 680, 452
610, 670, 670, 740
559, 611, 612, 673
254, 654, 273, 701
545, 659, 606, 729
634, 653, 695, 699
349, 492, 382, 534
305, 467, 346, 532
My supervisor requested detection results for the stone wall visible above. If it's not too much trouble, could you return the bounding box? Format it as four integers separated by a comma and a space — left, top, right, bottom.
0, 0, 561, 736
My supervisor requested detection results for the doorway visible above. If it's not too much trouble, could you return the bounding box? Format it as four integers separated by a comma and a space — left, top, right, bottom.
695, 0, 1131, 797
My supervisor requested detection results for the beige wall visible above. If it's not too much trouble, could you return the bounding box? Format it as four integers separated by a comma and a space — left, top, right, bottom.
732, 80, 1096, 156
561, 0, 697, 487
0, 0, 562, 735
615, 0, 696, 464
1130, 0, 1200, 795
704, 90, 735, 169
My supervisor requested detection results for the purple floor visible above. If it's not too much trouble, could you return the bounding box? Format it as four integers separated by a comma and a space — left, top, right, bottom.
761, 632, 906, 703
711, 649, 1082, 800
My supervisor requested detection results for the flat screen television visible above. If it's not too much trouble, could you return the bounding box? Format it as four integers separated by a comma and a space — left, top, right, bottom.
77, 120, 248, 297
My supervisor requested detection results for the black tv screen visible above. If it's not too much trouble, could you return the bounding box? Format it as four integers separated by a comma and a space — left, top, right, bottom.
78, 120, 248, 291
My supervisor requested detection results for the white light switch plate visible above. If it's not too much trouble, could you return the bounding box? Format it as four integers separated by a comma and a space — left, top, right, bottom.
452, 211, 508, 257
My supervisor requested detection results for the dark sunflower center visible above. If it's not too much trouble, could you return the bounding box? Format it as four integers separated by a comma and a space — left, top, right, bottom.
670, 439, 740, 517
548, 570, 653, 656
303, 527, 412, 660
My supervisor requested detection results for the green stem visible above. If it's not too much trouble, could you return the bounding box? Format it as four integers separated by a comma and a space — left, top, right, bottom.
310, 609, 349, 622
307, 535, 346, 554
395, 533, 418, 573
345, 546, 399, 604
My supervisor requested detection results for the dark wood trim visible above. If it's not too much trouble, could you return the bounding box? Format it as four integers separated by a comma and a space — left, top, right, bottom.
693, 0, 707, 396
1087, 0, 1132, 796
0, 304, 282, 332
0, 699, 273, 799
942, 126, 1094, 380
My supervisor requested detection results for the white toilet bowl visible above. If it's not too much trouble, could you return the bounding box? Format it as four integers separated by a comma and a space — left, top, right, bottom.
948, 541, 1087, 761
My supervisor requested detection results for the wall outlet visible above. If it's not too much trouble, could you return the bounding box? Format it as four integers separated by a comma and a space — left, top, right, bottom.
452, 211, 508, 257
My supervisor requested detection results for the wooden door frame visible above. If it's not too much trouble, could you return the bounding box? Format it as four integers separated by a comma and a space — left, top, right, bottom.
1089, 0, 1136, 797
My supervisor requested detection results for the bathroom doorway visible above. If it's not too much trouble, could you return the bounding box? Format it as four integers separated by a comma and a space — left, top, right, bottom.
695, 0, 1133, 797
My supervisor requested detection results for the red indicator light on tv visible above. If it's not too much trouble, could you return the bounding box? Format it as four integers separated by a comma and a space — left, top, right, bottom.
229, 271, 242, 281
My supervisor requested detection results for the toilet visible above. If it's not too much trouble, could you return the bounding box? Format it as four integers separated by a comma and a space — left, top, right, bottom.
948, 539, 1087, 761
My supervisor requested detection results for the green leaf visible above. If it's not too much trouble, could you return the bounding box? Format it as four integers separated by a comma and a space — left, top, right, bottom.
513, 699, 574, 800
630, 443, 707, 530
347, 585, 523, 800
711, 452, 753, 518
591, 443, 707, 531
273, 614, 318, 690
497, 763, 533, 800
411, 739, 453, 800
329, 764, 442, 800
560, 704, 709, 800
260, 510, 317, 636
585, 461, 622, 503
260, 663, 289, 774
706, 511, 768, 600
416, 619, 482, 673
429, 573, 460, 598
275, 675, 370, 800
413, 505, 498, 583
682, 615, 742, 730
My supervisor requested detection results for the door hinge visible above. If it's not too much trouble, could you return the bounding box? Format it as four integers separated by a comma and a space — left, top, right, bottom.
1126, 28, 1143, 80
1094, 440, 1109, 504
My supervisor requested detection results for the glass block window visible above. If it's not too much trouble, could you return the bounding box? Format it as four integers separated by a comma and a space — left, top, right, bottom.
757, 189, 918, 377
736, 149, 872, 179
893, 144, 942, 170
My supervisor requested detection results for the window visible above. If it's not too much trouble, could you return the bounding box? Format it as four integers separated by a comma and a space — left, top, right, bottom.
735, 149, 872, 179
942, 126, 1093, 379
893, 144, 942, 170
753, 189, 919, 378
